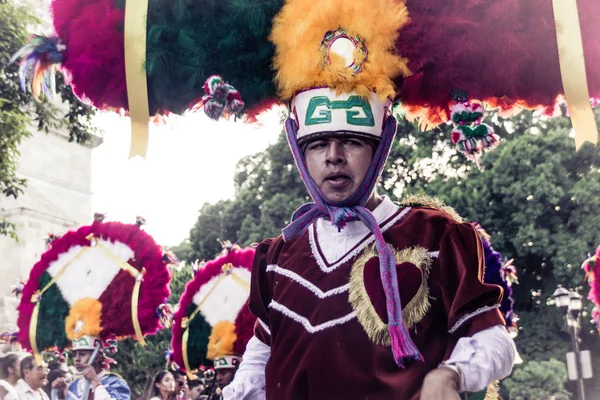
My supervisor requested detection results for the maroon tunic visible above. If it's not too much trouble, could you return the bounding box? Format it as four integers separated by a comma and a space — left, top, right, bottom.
249, 206, 504, 400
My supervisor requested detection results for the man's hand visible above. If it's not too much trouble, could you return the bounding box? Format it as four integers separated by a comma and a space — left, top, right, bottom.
420, 367, 461, 400
52, 377, 68, 399
82, 366, 102, 388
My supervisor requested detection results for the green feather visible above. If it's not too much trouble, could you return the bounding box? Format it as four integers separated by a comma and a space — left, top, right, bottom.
185, 303, 212, 369
145, 0, 283, 114
36, 272, 70, 351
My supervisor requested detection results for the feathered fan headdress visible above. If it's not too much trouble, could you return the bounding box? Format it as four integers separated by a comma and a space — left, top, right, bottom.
472, 223, 519, 337
17, 216, 172, 362
582, 245, 600, 332
171, 245, 256, 379
12, 0, 599, 158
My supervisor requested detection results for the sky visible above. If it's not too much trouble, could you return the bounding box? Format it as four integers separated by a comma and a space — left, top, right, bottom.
90, 109, 283, 246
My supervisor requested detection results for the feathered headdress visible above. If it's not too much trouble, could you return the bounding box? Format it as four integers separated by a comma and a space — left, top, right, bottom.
171, 245, 256, 379
17, 216, 172, 362
472, 222, 519, 337
582, 246, 600, 332
12, 0, 599, 157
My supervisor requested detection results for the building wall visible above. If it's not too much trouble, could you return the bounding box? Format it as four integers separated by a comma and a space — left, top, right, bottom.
0, 128, 101, 332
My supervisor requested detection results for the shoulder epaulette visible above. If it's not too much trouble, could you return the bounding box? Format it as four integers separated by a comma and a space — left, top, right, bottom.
398, 194, 463, 223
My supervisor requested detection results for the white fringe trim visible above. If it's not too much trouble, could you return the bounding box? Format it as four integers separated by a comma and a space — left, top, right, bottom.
448, 305, 500, 334
309, 207, 413, 273
257, 318, 271, 336
266, 265, 349, 298
269, 301, 356, 333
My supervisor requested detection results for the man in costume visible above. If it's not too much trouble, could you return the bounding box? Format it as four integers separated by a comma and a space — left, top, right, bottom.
224, 1, 516, 399
214, 356, 240, 391
52, 336, 130, 400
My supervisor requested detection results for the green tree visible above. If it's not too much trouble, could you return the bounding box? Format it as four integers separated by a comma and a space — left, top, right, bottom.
502, 358, 571, 400
181, 132, 307, 263
0, 0, 97, 238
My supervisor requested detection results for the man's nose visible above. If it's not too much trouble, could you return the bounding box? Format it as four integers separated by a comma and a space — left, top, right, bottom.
325, 141, 345, 164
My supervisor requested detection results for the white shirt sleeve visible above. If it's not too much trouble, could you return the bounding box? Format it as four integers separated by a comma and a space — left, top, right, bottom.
222, 336, 271, 400
93, 385, 113, 400
442, 324, 517, 392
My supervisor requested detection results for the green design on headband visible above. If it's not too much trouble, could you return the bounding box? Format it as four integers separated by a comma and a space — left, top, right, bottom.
305, 96, 375, 126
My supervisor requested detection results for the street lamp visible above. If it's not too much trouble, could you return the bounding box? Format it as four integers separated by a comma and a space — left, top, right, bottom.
552, 285, 570, 315
551, 286, 586, 400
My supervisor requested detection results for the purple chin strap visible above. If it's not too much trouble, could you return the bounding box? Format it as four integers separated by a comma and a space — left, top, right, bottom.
282, 116, 424, 368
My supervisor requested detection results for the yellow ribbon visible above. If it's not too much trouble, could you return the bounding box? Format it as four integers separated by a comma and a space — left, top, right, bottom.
552, 0, 598, 149
182, 329, 195, 381
96, 242, 146, 346
181, 264, 250, 378
124, 0, 150, 158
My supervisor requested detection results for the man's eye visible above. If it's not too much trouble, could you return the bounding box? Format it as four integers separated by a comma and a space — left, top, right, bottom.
343, 139, 362, 146
308, 142, 326, 150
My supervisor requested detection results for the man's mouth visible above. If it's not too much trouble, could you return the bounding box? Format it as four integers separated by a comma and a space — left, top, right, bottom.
325, 173, 351, 187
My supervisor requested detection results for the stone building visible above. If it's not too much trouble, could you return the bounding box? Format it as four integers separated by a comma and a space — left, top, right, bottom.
0, 127, 102, 332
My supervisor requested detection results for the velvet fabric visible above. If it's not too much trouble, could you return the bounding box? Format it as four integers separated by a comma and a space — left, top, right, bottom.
250, 206, 504, 399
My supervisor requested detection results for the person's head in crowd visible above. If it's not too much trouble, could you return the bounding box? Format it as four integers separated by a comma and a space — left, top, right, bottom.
172, 370, 189, 396
71, 335, 103, 374
0, 353, 21, 384
188, 379, 205, 400
44, 368, 66, 397
213, 356, 240, 389
47, 361, 69, 375
152, 371, 177, 400
20, 356, 48, 391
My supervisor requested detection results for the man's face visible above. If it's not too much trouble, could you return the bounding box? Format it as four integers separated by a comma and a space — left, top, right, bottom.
175, 374, 188, 394
24, 361, 48, 390
72, 350, 93, 372
214, 369, 235, 389
9, 357, 21, 378
304, 136, 374, 203
189, 384, 204, 400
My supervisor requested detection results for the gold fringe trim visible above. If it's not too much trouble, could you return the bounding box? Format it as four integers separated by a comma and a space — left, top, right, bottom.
484, 381, 500, 400
349, 244, 433, 346
399, 194, 463, 223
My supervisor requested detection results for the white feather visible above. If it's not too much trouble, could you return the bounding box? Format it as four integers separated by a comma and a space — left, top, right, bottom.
46, 239, 134, 305
192, 267, 251, 326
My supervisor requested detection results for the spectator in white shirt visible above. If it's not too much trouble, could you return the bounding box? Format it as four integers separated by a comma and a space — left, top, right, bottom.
8, 356, 49, 400
0, 353, 22, 400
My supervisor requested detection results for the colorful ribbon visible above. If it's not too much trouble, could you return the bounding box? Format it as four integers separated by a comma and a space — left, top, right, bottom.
552, 0, 598, 149
124, 0, 150, 158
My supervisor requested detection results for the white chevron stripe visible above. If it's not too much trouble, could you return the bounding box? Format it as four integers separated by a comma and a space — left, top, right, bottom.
257, 318, 271, 336
269, 301, 356, 333
448, 304, 500, 334
309, 207, 413, 273
266, 265, 349, 298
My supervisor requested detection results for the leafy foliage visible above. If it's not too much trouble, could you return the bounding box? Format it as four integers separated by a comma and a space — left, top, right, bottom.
0, 0, 97, 238
502, 358, 572, 400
